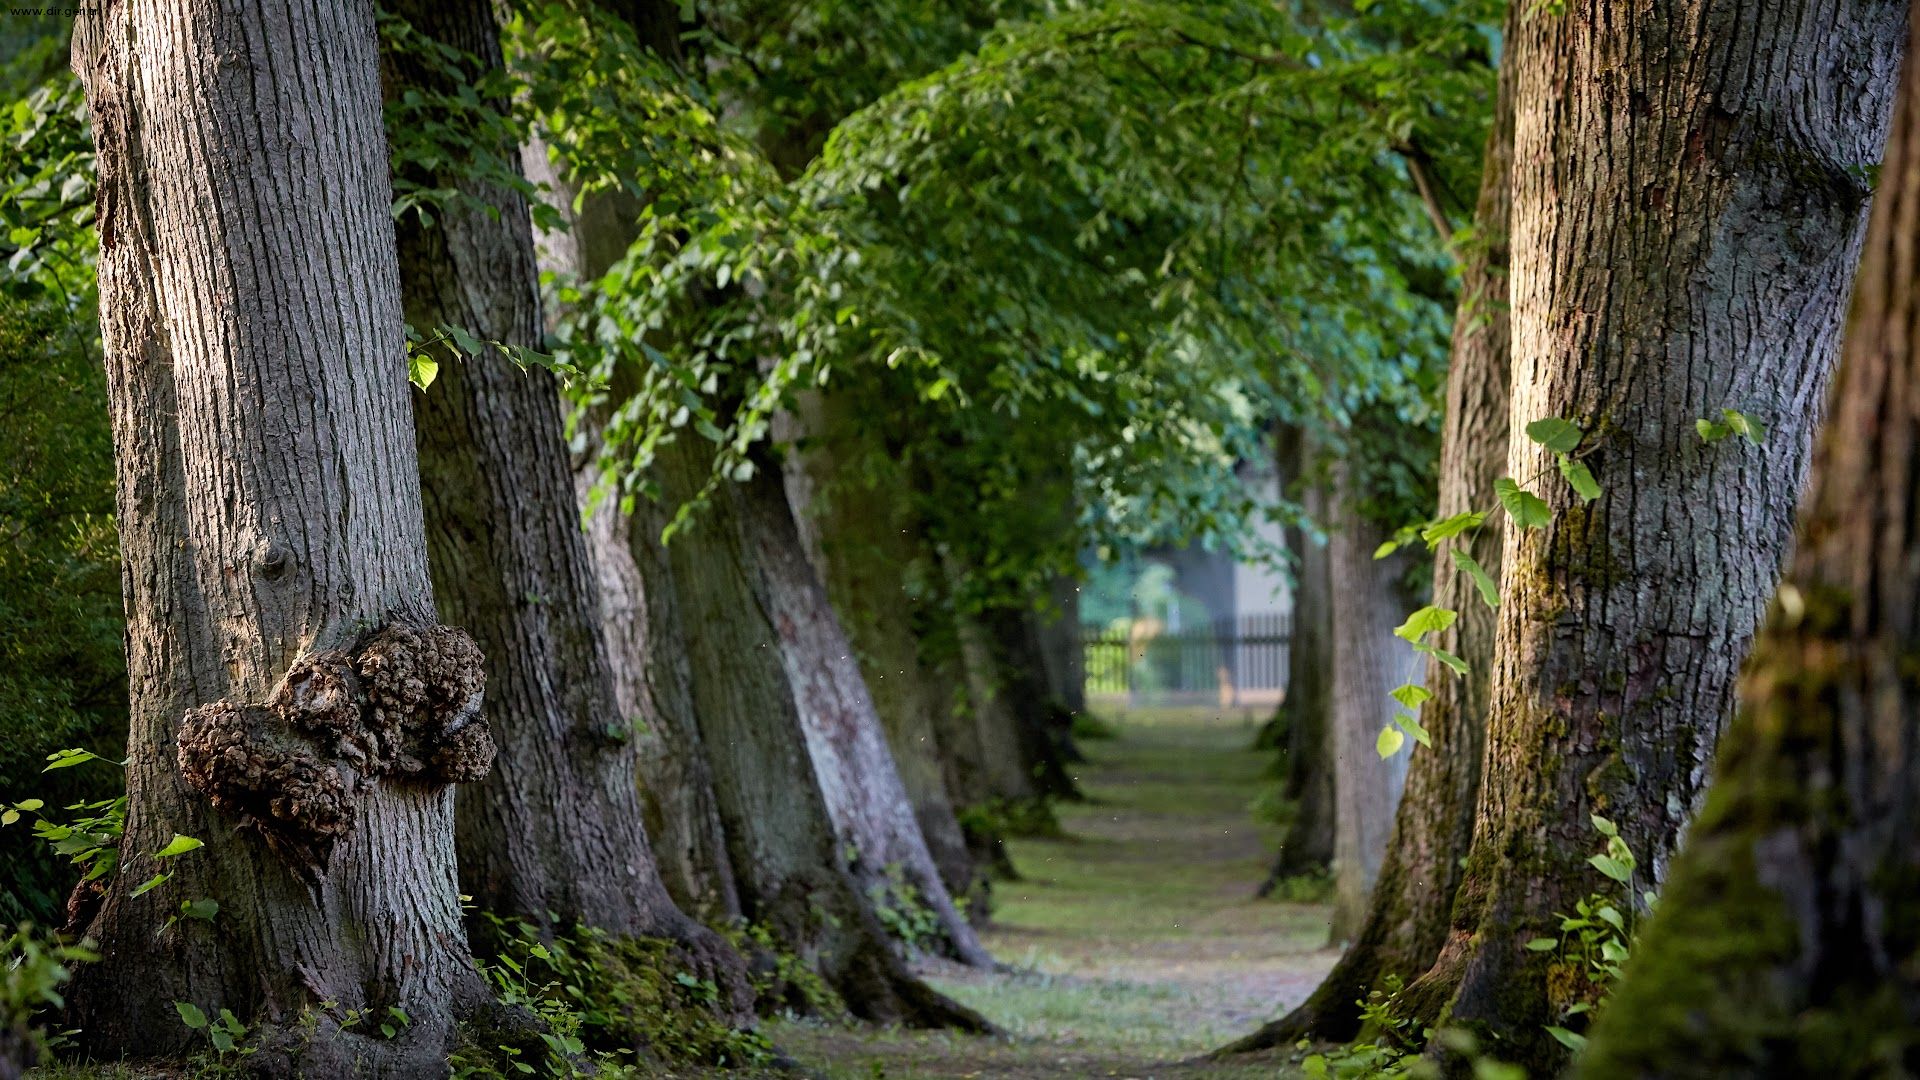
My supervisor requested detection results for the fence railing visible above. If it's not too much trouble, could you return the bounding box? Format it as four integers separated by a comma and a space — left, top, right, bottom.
1082, 612, 1292, 707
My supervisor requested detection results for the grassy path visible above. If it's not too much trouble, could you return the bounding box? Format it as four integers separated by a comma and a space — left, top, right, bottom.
768, 707, 1337, 1078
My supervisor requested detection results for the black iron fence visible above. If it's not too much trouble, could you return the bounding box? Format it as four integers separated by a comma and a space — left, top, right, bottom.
1082, 612, 1292, 707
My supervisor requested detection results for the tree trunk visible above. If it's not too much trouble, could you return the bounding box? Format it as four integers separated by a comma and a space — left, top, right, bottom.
734, 451, 992, 967
1326, 481, 1418, 943
781, 394, 982, 904
385, 0, 748, 1016
516, 128, 746, 928
655, 434, 993, 1025
979, 602, 1083, 801
1578, 24, 1920, 1074
1229, 4, 1516, 1042
581, 455, 744, 925
69, 3, 494, 1071
1258, 428, 1335, 892
1037, 575, 1087, 719
1404, 3, 1905, 1070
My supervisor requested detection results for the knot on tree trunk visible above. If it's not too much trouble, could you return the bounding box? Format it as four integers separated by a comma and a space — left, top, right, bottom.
177, 623, 493, 873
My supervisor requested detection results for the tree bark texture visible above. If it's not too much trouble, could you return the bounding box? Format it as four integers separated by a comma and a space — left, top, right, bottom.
517, 129, 745, 928
1578, 22, 1920, 1075
781, 393, 981, 904
1229, 7, 1516, 1043
734, 451, 991, 967
652, 433, 992, 1026
1327, 483, 1419, 943
1405, 2, 1905, 1070
70, 3, 493, 1071
1259, 428, 1335, 892
385, 0, 748, 1015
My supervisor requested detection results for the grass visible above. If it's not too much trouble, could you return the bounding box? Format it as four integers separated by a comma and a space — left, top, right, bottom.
766, 705, 1338, 1078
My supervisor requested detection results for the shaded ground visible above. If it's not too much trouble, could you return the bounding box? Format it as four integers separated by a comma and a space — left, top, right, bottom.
768, 705, 1338, 1078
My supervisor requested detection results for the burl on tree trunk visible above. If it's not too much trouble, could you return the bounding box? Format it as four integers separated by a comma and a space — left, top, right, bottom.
69, 1, 498, 1071
384, 0, 750, 1022
1579, 16, 1920, 1075
1402, 1, 1905, 1072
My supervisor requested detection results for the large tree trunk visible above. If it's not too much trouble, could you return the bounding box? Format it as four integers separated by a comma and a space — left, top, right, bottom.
516, 128, 745, 927
1402, 3, 1904, 1071
68, 3, 494, 1071
781, 394, 982, 904
1578, 26, 1920, 1074
384, 0, 748, 1018
735, 452, 992, 967
581, 455, 744, 924
1229, 6, 1516, 1043
655, 434, 993, 1026
1257, 427, 1335, 892
1326, 481, 1418, 943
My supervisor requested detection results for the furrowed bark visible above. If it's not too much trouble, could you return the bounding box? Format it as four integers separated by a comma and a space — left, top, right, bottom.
781, 393, 983, 905
656, 434, 994, 1027
735, 450, 992, 967
1228, 6, 1515, 1043
1578, 23, 1920, 1074
1403, 2, 1904, 1071
69, 2, 492, 1070
1326, 478, 1418, 943
385, 0, 749, 1021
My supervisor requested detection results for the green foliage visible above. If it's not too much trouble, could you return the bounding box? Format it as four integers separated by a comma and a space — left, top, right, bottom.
1375, 416, 1605, 758
718, 920, 841, 1020
463, 914, 772, 1076
0, 62, 123, 926
1526, 816, 1654, 1055
1695, 408, 1766, 445
864, 864, 945, 954
1, 922, 96, 1069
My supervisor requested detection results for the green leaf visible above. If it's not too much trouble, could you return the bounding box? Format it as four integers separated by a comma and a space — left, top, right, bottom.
1722, 408, 1766, 444
1393, 605, 1458, 643
1394, 711, 1432, 748
1495, 477, 1551, 530
182, 898, 220, 921
1452, 548, 1500, 609
0, 810, 14, 827
43, 748, 103, 771
175, 1001, 209, 1030
1413, 641, 1471, 677
1588, 854, 1633, 883
1524, 937, 1559, 952
1697, 417, 1730, 443
1545, 1027, 1588, 1052
1372, 538, 1401, 560
1390, 683, 1432, 710
13, 799, 43, 812
1420, 510, 1486, 547
130, 872, 168, 898
440, 324, 488, 358
408, 350, 439, 391
1590, 814, 1618, 837
1375, 725, 1406, 758
209, 1028, 235, 1052
155, 834, 203, 858
1557, 454, 1600, 503
1524, 417, 1583, 454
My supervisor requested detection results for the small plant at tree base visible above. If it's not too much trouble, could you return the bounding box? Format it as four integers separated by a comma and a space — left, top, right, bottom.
719, 920, 840, 1020
865, 863, 944, 954
464, 913, 772, 1076
1524, 815, 1654, 1054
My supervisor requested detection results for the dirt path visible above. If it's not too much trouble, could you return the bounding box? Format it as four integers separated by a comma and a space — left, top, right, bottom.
766, 706, 1338, 1078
